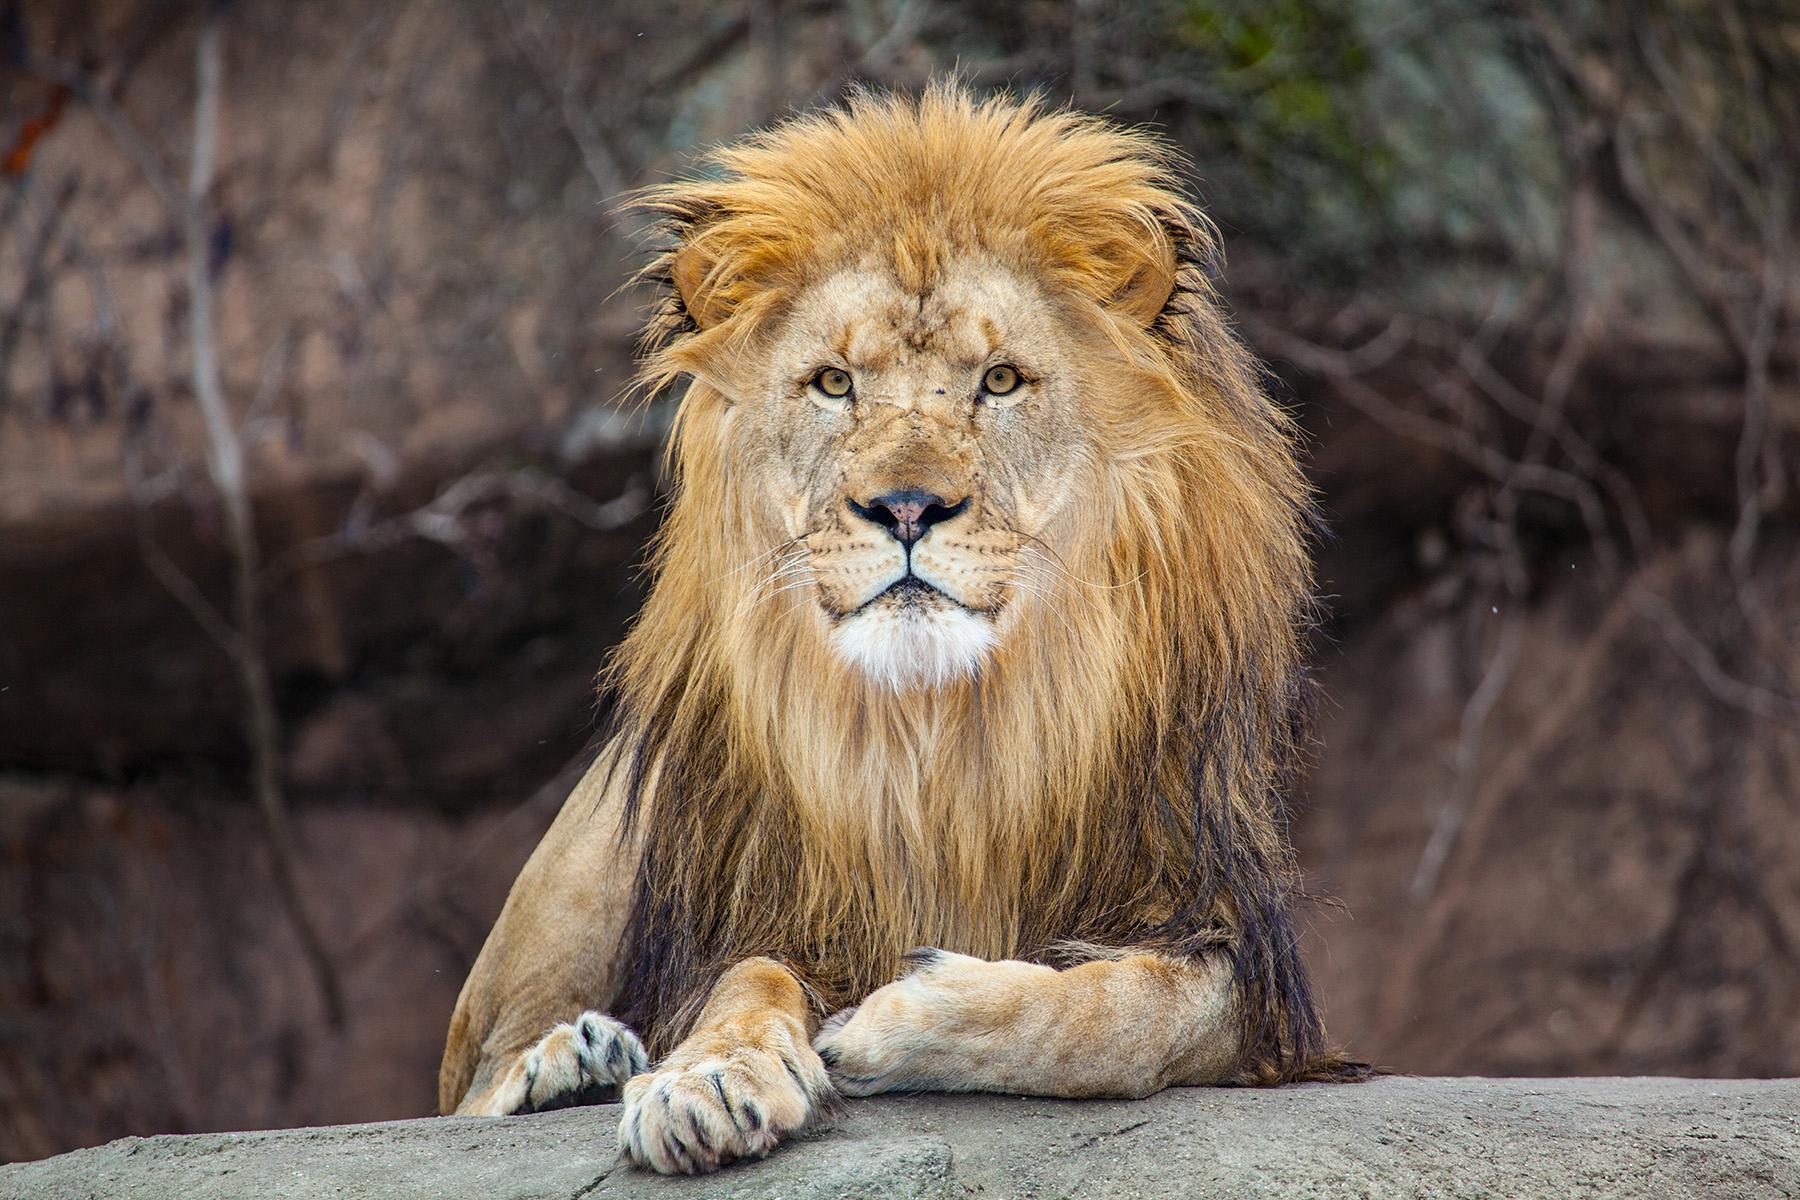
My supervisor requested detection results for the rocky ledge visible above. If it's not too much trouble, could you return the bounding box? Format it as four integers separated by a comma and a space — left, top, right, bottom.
5, 1076, 1797, 1199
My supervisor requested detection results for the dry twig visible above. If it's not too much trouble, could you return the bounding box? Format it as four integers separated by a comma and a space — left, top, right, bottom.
181, 11, 344, 1028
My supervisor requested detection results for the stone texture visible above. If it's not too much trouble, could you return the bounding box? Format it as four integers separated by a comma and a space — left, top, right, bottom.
5, 1077, 1797, 1199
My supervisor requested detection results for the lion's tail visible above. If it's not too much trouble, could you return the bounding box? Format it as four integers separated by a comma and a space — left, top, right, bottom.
1238, 1047, 1385, 1086
1297, 1048, 1385, 1083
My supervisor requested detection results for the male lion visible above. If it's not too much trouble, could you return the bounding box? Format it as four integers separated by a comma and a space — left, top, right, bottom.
440, 83, 1363, 1174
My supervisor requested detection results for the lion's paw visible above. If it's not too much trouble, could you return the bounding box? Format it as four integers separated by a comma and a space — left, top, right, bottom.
480, 1011, 647, 1116
618, 1037, 831, 1174
814, 947, 1055, 1096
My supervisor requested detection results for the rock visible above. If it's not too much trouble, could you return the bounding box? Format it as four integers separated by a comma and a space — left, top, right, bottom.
4, 1077, 1796, 1199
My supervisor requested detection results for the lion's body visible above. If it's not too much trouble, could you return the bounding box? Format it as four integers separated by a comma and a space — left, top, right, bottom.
440, 84, 1359, 1172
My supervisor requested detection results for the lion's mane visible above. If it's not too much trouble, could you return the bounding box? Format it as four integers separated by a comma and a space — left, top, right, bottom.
603, 84, 1337, 1082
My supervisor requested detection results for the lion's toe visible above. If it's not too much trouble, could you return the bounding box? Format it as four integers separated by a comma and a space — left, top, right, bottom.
574, 1011, 649, 1083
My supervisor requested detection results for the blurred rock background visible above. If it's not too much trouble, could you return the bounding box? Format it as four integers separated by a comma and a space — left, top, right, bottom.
1, 0, 1796, 1162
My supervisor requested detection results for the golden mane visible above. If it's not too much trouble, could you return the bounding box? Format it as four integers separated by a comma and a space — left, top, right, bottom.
605, 84, 1330, 1082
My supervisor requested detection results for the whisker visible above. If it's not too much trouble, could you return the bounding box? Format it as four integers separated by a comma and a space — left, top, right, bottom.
1004, 569, 1082, 644
735, 556, 819, 617
707, 529, 819, 587
1003, 523, 1145, 591
1024, 544, 1146, 592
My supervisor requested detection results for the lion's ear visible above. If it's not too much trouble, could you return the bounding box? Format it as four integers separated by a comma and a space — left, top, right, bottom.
652, 226, 763, 402
1108, 229, 1179, 328
669, 241, 729, 331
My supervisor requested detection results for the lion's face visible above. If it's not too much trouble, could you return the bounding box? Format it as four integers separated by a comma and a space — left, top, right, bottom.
728, 260, 1089, 690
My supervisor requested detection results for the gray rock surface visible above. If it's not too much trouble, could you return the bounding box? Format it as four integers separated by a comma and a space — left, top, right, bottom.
5, 1077, 1797, 1199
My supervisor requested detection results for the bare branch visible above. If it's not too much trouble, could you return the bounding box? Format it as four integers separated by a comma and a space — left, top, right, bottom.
184, 11, 344, 1029
1376, 559, 1666, 1032
1411, 613, 1525, 902
0, 173, 80, 410
263, 467, 651, 580
501, 3, 642, 250
29, 55, 183, 214
130, 501, 241, 660
1248, 317, 1618, 547
1629, 586, 1797, 722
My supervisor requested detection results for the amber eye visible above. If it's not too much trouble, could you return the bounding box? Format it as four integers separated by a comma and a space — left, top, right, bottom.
813, 368, 854, 399
981, 364, 1021, 396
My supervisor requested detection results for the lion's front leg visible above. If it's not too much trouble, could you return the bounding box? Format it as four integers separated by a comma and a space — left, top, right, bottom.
618, 957, 834, 1175
812, 948, 1240, 1099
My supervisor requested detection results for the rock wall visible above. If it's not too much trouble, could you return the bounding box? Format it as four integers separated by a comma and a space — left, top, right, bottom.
5, 1077, 1797, 1199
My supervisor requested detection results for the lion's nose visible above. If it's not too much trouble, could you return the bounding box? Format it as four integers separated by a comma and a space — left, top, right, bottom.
847, 489, 969, 547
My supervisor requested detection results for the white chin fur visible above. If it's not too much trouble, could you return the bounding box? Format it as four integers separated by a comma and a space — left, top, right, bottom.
831, 599, 997, 691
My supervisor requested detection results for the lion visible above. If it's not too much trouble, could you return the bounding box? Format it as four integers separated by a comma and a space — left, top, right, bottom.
438, 83, 1365, 1175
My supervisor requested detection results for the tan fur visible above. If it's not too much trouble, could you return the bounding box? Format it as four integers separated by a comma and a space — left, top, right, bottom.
814, 949, 1240, 1098
440, 84, 1360, 1175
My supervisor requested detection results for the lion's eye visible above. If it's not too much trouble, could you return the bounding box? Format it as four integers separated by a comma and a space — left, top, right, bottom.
981, 364, 1021, 397
812, 368, 854, 400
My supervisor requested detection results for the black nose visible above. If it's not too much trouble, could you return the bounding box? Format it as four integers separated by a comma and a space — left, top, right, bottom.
847, 489, 968, 547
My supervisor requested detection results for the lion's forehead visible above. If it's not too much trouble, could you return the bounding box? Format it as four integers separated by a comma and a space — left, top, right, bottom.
798, 263, 1045, 382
